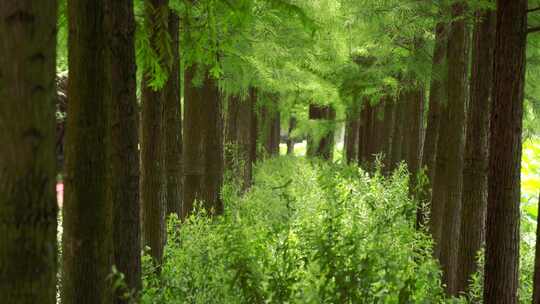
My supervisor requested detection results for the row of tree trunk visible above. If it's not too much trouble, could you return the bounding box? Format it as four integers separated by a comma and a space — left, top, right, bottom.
342, 1, 532, 302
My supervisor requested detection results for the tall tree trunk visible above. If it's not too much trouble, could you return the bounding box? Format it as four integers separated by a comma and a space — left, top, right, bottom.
381, 97, 396, 172
533, 191, 540, 304
456, 8, 495, 294
357, 101, 370, 165
286, 117, 297, 155
484, 1, 527, 302
361, 102, 374, 166
249, 88, 259, 165
259, 99, 280, 158
0, 1, 58, 303
405, 86, 425, 228
370, 101, 385, 165
141, 0, 168, 265
62, 0, 113, 302
307, 105, 335, 160
164, 12, 182, 217
390, 98, 405, 170
422, 22, 447, 222
106, 0, 141, 300
182, 67, 223, 218
398, 90, 411, 167
344, 108, 360, 164
435, 2, 469, 295
225, 95, 254, 191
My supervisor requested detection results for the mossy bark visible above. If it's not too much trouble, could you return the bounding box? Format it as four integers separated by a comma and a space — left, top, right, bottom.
62, 0, 113, 302
0, 1, 58, 303
106, 0, 142, 301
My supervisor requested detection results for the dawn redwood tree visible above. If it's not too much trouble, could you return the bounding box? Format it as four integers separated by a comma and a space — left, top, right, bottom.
164, 11, 182, 217
390, 98, 405, 169
534, 192, 540, 304
182, 67, 223, 218
484, 0, 527, 302
0, 1, 58, 302
357, 102, 370, 165
286, 116, 297, 155
421, 22, 447, 215
307, 104, 336, 160
456, 8, 495, 294
141, 0, 169, 264
106, 0, 142, 299
225, 94, 255, 191
433, 2, 469, 294
259, 99, 280, 158
381, 97, 396, 172
62, 0, 113, 302
344, 104, 360, 163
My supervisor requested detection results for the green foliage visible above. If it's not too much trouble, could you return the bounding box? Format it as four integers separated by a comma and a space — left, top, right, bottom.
141, 157, 456, 303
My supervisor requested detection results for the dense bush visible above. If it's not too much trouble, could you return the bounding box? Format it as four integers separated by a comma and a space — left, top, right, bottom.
140, 157, 456, 303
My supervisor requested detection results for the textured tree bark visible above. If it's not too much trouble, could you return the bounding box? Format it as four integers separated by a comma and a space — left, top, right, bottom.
249, 88, 259, 165
344, 107, 360, 163
381, 97, 396, 172
0, 1, 58, 303
435, 2, 469, 295
370, 101, 385, 165
534, 192, 540, 304
286, 117, 297, 155
141, 0, 168, 266
106, 0, 141, 301
405, 86, 425, 228
307, 105, 335, 160
484, 1, 527, 303
360, 102, 374, 166
182, 67, 223, 218
164, 12, 182, 217
421, 22, 447, 221
456, 8, 495, 294
224, 95, 254, 191
390, 98, 405, 170
357, 102, 368, 165
259, 99, 280, 158
398, 90, 411, 167
62, 0, 113, 302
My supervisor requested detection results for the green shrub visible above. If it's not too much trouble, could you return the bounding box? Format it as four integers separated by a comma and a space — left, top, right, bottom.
141, 157, 459, 303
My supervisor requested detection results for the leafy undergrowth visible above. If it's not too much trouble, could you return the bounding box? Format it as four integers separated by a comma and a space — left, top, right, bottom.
141, 157, 459, 303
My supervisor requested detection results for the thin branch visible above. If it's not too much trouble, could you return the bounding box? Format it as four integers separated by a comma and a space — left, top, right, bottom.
528, 7, 540, 13
528, 26, 540, 34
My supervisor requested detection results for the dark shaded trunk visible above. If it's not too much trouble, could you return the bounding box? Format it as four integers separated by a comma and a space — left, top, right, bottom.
456, 8, 495, 294
286, 117, 297, 155
370, 101, 385, 165
381, 97, 396, 172
533, 192, 540, 304
357, 102, 369, 165
405, 86, 425, 228
249, 88, 258, 164
307, 105, 335, 160
106, 0, 141, 301
225, 95, 255, 191
421, 23, 447, 226
164, 12, 182, 217
62, 0, 113, 302
0, 1, 58, 302
141, 0, 168, 265
360, 101, 374, 166
182, 67, 223, 218
398, 90, 410, 167
260, 100, 280, 157
434, 2, 469, 295
484, 1, 527, 303
390, 98, 405, 170
344, 106, 360, 163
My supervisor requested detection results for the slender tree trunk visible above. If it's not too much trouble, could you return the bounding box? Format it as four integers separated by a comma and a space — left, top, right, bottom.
164, 12, 182, 217
286, 117, 297, 155
225, 95, 254, 191
307, 105, 335, 160
370, 101, 385, 165
259, 99, 280, 158
357, 101, 370, 165
0, 1, 58, 303
106, 0, 141, 300
381, 97, 396, 172
361, 102, 374, 166
141, 0, 168, 265
484, 1, 527, 302
405, 86, 425, 228
182, 67, 223, 218
249, 88, 258, 165
435, 2, 469, 295
533, 191, 540, 304
421, 23, 447, 225
62, 0, 113, 301
456, 8, 495, 294
390, 98, 405, 170
344, 107, 360, 163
